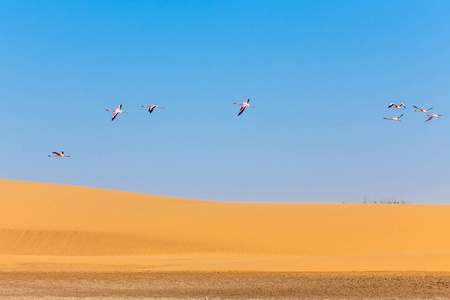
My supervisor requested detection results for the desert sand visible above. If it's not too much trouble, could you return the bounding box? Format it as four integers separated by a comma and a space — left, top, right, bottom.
1, 179, 450, 299
0, 179, 449, 273
0, 271, 449, 299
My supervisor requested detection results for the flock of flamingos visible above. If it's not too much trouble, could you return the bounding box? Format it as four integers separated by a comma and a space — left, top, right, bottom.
48, 99, 256, 158
48, 100, 442, 158
384, 103, 442, 122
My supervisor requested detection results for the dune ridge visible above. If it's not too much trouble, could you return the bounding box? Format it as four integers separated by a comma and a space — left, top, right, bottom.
0, 179, 449, 271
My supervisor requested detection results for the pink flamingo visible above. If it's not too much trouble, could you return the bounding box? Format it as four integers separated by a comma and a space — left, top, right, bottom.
106, 104, 128, 121
141, 105, 165, 114
425, 114, 442, 122
48, 151, 70, 158
413, 106, 433, 113
233, 99, 255, 116
384, 114, 404, 122
388, 103, 406, 110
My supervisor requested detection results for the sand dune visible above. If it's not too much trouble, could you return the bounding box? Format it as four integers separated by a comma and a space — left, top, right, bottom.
0, 179, 449, 271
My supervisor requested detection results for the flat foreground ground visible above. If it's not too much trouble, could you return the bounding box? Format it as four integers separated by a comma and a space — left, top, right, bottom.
0, 271, 449, 300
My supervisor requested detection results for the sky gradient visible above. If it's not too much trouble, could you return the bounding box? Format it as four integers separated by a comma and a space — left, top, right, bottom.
1, 0, 450, 204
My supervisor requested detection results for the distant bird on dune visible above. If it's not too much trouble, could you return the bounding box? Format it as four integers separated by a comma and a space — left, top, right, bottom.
233, 99, 255, 116
413, 106, 433, 113
48, 151, 70, 157
388, 103, 406, 110
141, 105, 165, 114
384, 114, 404, 122
106, 105, 128, 121
425, 114, 442, 122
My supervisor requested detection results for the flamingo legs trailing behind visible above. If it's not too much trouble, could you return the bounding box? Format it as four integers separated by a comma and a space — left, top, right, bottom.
48, 151, 70, 157
141, 105, 165, 114
233, 99, 255, 116
384, 114, 404, 122
106, 104, 128, 121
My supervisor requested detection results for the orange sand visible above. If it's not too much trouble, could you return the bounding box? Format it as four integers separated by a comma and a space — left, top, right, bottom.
0, 180, 449, 271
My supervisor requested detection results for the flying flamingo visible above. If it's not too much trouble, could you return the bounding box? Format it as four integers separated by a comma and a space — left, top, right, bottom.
413, 106, 433, 113
388, 103, 406, 109
141, 105, 165, 114
384, 114, 404, 122
425, 114, 442, 122
106, 104, 128, 121
233, 99, 255, 116
48, 151, 70, 157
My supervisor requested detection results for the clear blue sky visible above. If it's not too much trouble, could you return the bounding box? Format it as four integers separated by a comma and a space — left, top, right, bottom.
1, 0, 450, 204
